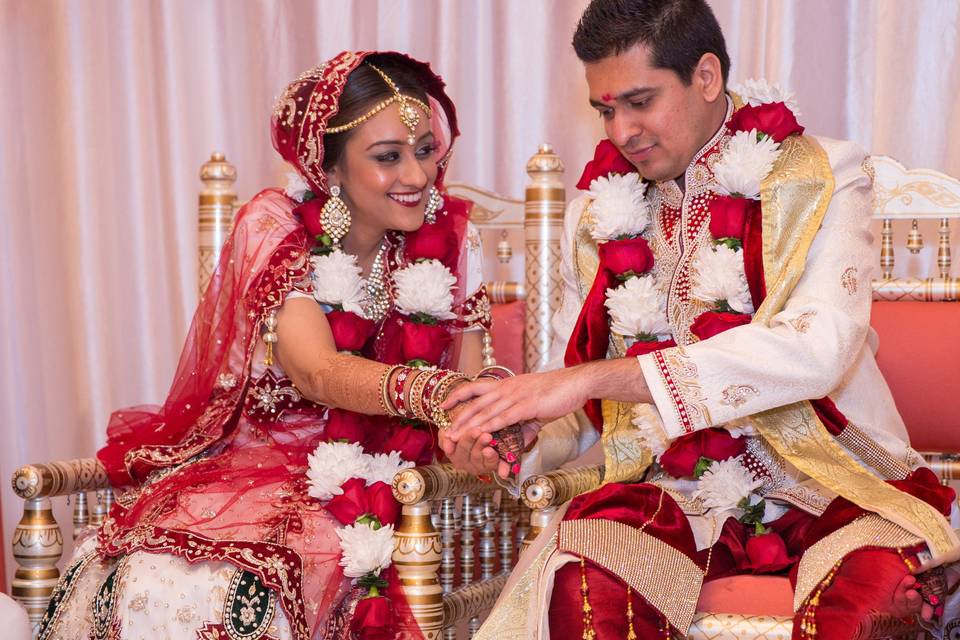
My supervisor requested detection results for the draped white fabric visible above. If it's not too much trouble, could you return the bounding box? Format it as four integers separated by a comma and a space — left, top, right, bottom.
1, 0, 958, 586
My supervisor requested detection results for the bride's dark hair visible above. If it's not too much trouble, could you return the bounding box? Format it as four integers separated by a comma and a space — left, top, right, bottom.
322, 54, 431, 171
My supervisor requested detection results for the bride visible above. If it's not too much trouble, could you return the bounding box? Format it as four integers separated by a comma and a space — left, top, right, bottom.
38, 51, 490, 640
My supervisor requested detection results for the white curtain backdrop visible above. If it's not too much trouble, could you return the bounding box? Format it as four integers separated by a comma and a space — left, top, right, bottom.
1, 0, 958, 587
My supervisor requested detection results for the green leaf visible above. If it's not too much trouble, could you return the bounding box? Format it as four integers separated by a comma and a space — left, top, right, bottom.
716, 237, 743, 251
303, 190, 316, 202
714, 299, 734, 314
738, 497, 766, 526
357, 573, 389, 593
753, 521, 769, 536
406, 358, 433, 369
355, 514, 382, 529
410, 313, 439, 325
634, 332, 657, 343
693, 456, 715, 479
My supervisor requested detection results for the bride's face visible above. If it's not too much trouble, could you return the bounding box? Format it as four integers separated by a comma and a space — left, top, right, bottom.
329, 104, 438, 235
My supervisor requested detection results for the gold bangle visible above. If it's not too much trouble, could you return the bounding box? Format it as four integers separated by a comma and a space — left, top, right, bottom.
407, 369, 432, 422
379, 364, 404, 417
430, 372, 468, 429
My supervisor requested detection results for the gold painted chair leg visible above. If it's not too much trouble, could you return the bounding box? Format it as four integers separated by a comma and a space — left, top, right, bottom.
394, 502, 444, 640
11, 498, 63, 631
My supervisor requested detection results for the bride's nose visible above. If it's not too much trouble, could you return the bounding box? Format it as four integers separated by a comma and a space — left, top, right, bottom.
398, 153, 429, 190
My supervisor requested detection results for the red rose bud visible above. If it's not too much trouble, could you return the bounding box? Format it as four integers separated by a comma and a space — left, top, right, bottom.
744, 531, 794, 573
599, 237, 654, 277
324, 409, 366, 444
576, 139, 636, 190
709, 196, 756, 241
405, 221, 456, 265
727, 102, 804, 143
384, 424, 434, 466
350, 595, 392, 640
292, 198, 326, 239
625, 338, 676, 358
324, 478, 370, 525
326, 310, 376, 352
660, 428, 747, 478
366, 481, 401, 526
690, 311, 752, 341
400, 320, 452, 364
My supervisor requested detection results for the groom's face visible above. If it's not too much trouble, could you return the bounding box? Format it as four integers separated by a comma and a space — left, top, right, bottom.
585, 44, 724, 183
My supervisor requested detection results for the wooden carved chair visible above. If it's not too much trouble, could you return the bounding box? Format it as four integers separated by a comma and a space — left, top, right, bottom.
8, 145, 567, 639
516, 155, 960, 639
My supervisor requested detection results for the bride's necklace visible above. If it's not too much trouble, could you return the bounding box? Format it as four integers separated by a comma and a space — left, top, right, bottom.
360, 240, 390, 322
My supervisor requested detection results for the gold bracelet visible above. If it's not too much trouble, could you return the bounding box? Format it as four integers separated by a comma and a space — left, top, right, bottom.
429, 372, 469, 429
379, 364, 405, 417
407, 369, 432, 422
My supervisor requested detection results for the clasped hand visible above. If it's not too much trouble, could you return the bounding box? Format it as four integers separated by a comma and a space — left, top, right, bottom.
439, 367, 588, 479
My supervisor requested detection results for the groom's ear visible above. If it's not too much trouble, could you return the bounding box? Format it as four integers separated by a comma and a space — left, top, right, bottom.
692, 52, 725, 103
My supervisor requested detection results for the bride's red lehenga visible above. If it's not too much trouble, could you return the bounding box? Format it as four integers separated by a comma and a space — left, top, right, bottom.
38, 51, 487, 640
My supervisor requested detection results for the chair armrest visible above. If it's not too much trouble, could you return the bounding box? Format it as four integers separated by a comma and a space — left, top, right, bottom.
11, 458, 110, 499
442, 574, 509, 627
922, 452, 960, 482
392, 463, 495, 505
520, 464, 604, 510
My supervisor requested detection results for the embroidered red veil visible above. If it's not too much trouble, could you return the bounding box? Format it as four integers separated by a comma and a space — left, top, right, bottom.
94, 51, 469, 639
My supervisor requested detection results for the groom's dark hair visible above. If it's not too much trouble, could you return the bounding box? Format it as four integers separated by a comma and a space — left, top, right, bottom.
573, 0, 730, 86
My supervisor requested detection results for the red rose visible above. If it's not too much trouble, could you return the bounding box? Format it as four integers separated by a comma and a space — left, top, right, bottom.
325, 409, 366, 444
709, 196, 757, 241
325, 478, 400, 526
400, 320, 452, 364
690, 311, 752, 341
350, 595, 392, 640
744, 531, 794, 573
576, 139, 636, 190
659, 428, 747, 478
405, 221, 456, 266
727, 102, 804, 143
292, 198, 325, 239
599, 237, 654, 277
625, 338, 676, 358
326, 310, 376, 352
384, 425, 434, 466
891, 467, 957, 517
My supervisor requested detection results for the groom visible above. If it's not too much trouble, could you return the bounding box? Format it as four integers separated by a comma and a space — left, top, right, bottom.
440, 0, 958, 637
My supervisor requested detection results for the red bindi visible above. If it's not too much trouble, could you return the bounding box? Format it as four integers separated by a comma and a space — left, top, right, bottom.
601, 93, 613, 101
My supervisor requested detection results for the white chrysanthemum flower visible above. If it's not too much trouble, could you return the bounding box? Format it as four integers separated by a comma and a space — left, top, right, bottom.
363, 450, 415, 486
335, 522, 396, 577
631, 404, 670, 458
690, 244, 754, 314
306, 441, 368, 501
310, 250, 366, 315
693, 456, 762, 515
604, 275, 671, 339
712, 129, 781, 200
393, 259, 457, 320
284, 171, 310, 202
730, 78, 801, 116
586, 173, 651, 241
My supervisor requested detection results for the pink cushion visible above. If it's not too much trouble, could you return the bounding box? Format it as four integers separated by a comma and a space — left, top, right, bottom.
870, 301, 960, 451
490, 301, 525, 374
696, 575, 794, 616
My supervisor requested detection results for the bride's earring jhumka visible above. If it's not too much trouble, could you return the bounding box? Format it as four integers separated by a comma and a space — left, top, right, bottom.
320, 185, 351, 245
424, 186, 442, 224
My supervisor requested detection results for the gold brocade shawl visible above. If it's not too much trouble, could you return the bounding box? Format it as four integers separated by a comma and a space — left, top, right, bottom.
574, 135, 959, 567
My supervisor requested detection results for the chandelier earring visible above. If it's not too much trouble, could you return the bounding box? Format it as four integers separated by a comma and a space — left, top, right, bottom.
423, 186, 443, 224
320, 184, 352, 245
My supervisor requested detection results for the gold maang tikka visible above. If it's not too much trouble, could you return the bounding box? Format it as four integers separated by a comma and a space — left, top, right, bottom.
325, 63, 432, 145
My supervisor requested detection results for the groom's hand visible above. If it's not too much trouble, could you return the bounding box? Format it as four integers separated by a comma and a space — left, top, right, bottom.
439, 419, 540, 479
441, 368, 589, 444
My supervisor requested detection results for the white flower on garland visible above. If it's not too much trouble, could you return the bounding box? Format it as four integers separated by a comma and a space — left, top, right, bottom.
310, 250, 366, 316
693, 456, 762, 516
730, 78, 801, 116
284, 171, 310, 203
306, 441, 368, 501
394, 259, 457, 320
363, 451, 414, 486
335, 522, 396, 577
690, 244, 754, 314
712, 129, 781, 200
631, 403, 670, 459
604, 275, 671, 339
586, 173, 651, 241
724, 418, 757, 440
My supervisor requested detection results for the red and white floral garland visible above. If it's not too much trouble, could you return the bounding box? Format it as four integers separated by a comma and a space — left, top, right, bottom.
284, 175, 462, 637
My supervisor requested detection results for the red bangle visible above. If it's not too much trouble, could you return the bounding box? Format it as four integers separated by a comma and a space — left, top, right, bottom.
393, 366, 412, 417
420, 370, 446, 422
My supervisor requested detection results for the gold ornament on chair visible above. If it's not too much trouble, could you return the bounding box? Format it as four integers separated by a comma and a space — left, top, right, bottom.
321, 185, 352, 246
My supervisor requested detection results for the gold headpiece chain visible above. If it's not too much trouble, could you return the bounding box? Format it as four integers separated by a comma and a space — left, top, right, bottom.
325, 63, 432, 145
